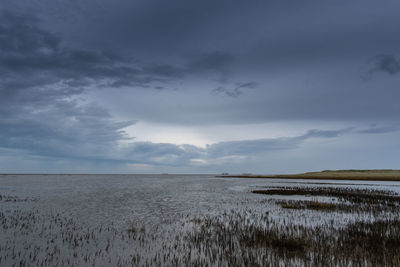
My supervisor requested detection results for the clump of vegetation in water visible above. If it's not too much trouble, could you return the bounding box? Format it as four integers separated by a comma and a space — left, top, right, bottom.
278, 200, 338, 211
186, 210, 400, 266
0, 194, 37, 202
253, 187, 400, 205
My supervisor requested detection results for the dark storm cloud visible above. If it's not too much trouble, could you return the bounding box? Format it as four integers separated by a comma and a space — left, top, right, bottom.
0, 9, 185, 94
0, 9, 142, 164
0, 8, 249, 95
57, 0, 400, 124
0, 7, 253, 167
187, 52, 235, 74
5, 0, 400, 70
212, 82, 258, 98
0, 8, 190, 164
76, 0, 251, 53
2, 0, 400, 171
368, 54, 400, 76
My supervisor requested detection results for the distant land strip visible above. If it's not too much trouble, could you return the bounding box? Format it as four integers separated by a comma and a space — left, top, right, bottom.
217, 170, 400, 181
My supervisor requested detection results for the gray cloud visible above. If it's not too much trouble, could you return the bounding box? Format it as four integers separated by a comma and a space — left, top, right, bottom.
0, 9, 252, 99
206, 129, 348, 158
212, 82, 258, 97
357, 125, 399, 134
0, 100, 135, 161
304, 129, 350, 139
0, 8, 184, 168
0, 9, 185, 95
0, 10, 141, 165
2, 1, 400, 172
0, 107, 350, 168
368, 54, 400, 76
187, 51, 235, 74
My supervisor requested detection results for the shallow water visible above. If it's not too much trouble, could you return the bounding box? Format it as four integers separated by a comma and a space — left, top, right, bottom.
1, 174, 400, 227
1, 174, 400, 266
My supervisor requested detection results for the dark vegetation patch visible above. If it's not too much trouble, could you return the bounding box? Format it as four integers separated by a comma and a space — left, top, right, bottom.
0, 194, 38, 202
276, 199, 400, 213
278, 200, 338, 211
187, 211, 400, 266
252, 187, 400, 205
254, 187, 400, 214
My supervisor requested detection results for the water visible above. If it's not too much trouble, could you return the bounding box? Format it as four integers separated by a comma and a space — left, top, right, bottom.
1, 174, 400, 228
1, 174, 256, 228
1, 174, 400, 266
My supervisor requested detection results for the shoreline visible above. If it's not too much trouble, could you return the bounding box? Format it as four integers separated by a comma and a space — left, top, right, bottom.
217, 170, 400, 181
216, 175, 400, 181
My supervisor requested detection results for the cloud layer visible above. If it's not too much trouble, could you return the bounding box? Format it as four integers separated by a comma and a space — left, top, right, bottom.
1, 1, 400, 173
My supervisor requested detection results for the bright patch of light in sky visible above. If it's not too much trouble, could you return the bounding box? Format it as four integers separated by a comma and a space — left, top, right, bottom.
123, 121, 353, 147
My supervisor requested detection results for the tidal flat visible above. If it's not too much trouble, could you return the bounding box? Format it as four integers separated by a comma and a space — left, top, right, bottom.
1, 174, 400, 266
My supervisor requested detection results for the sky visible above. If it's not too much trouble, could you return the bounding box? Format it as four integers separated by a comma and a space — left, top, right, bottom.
1, 0, 400, 174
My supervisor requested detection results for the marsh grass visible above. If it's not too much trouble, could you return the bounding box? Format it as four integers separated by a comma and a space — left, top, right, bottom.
186, 210, 400, 266
252, 187, 400, 205
279, 200, 337, 211
257, 186, 400, 216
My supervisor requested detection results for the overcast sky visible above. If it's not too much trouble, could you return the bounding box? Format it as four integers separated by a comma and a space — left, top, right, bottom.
1, 0, 400, 174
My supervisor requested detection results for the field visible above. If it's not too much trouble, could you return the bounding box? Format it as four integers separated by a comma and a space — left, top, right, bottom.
219, 169, 400, 181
